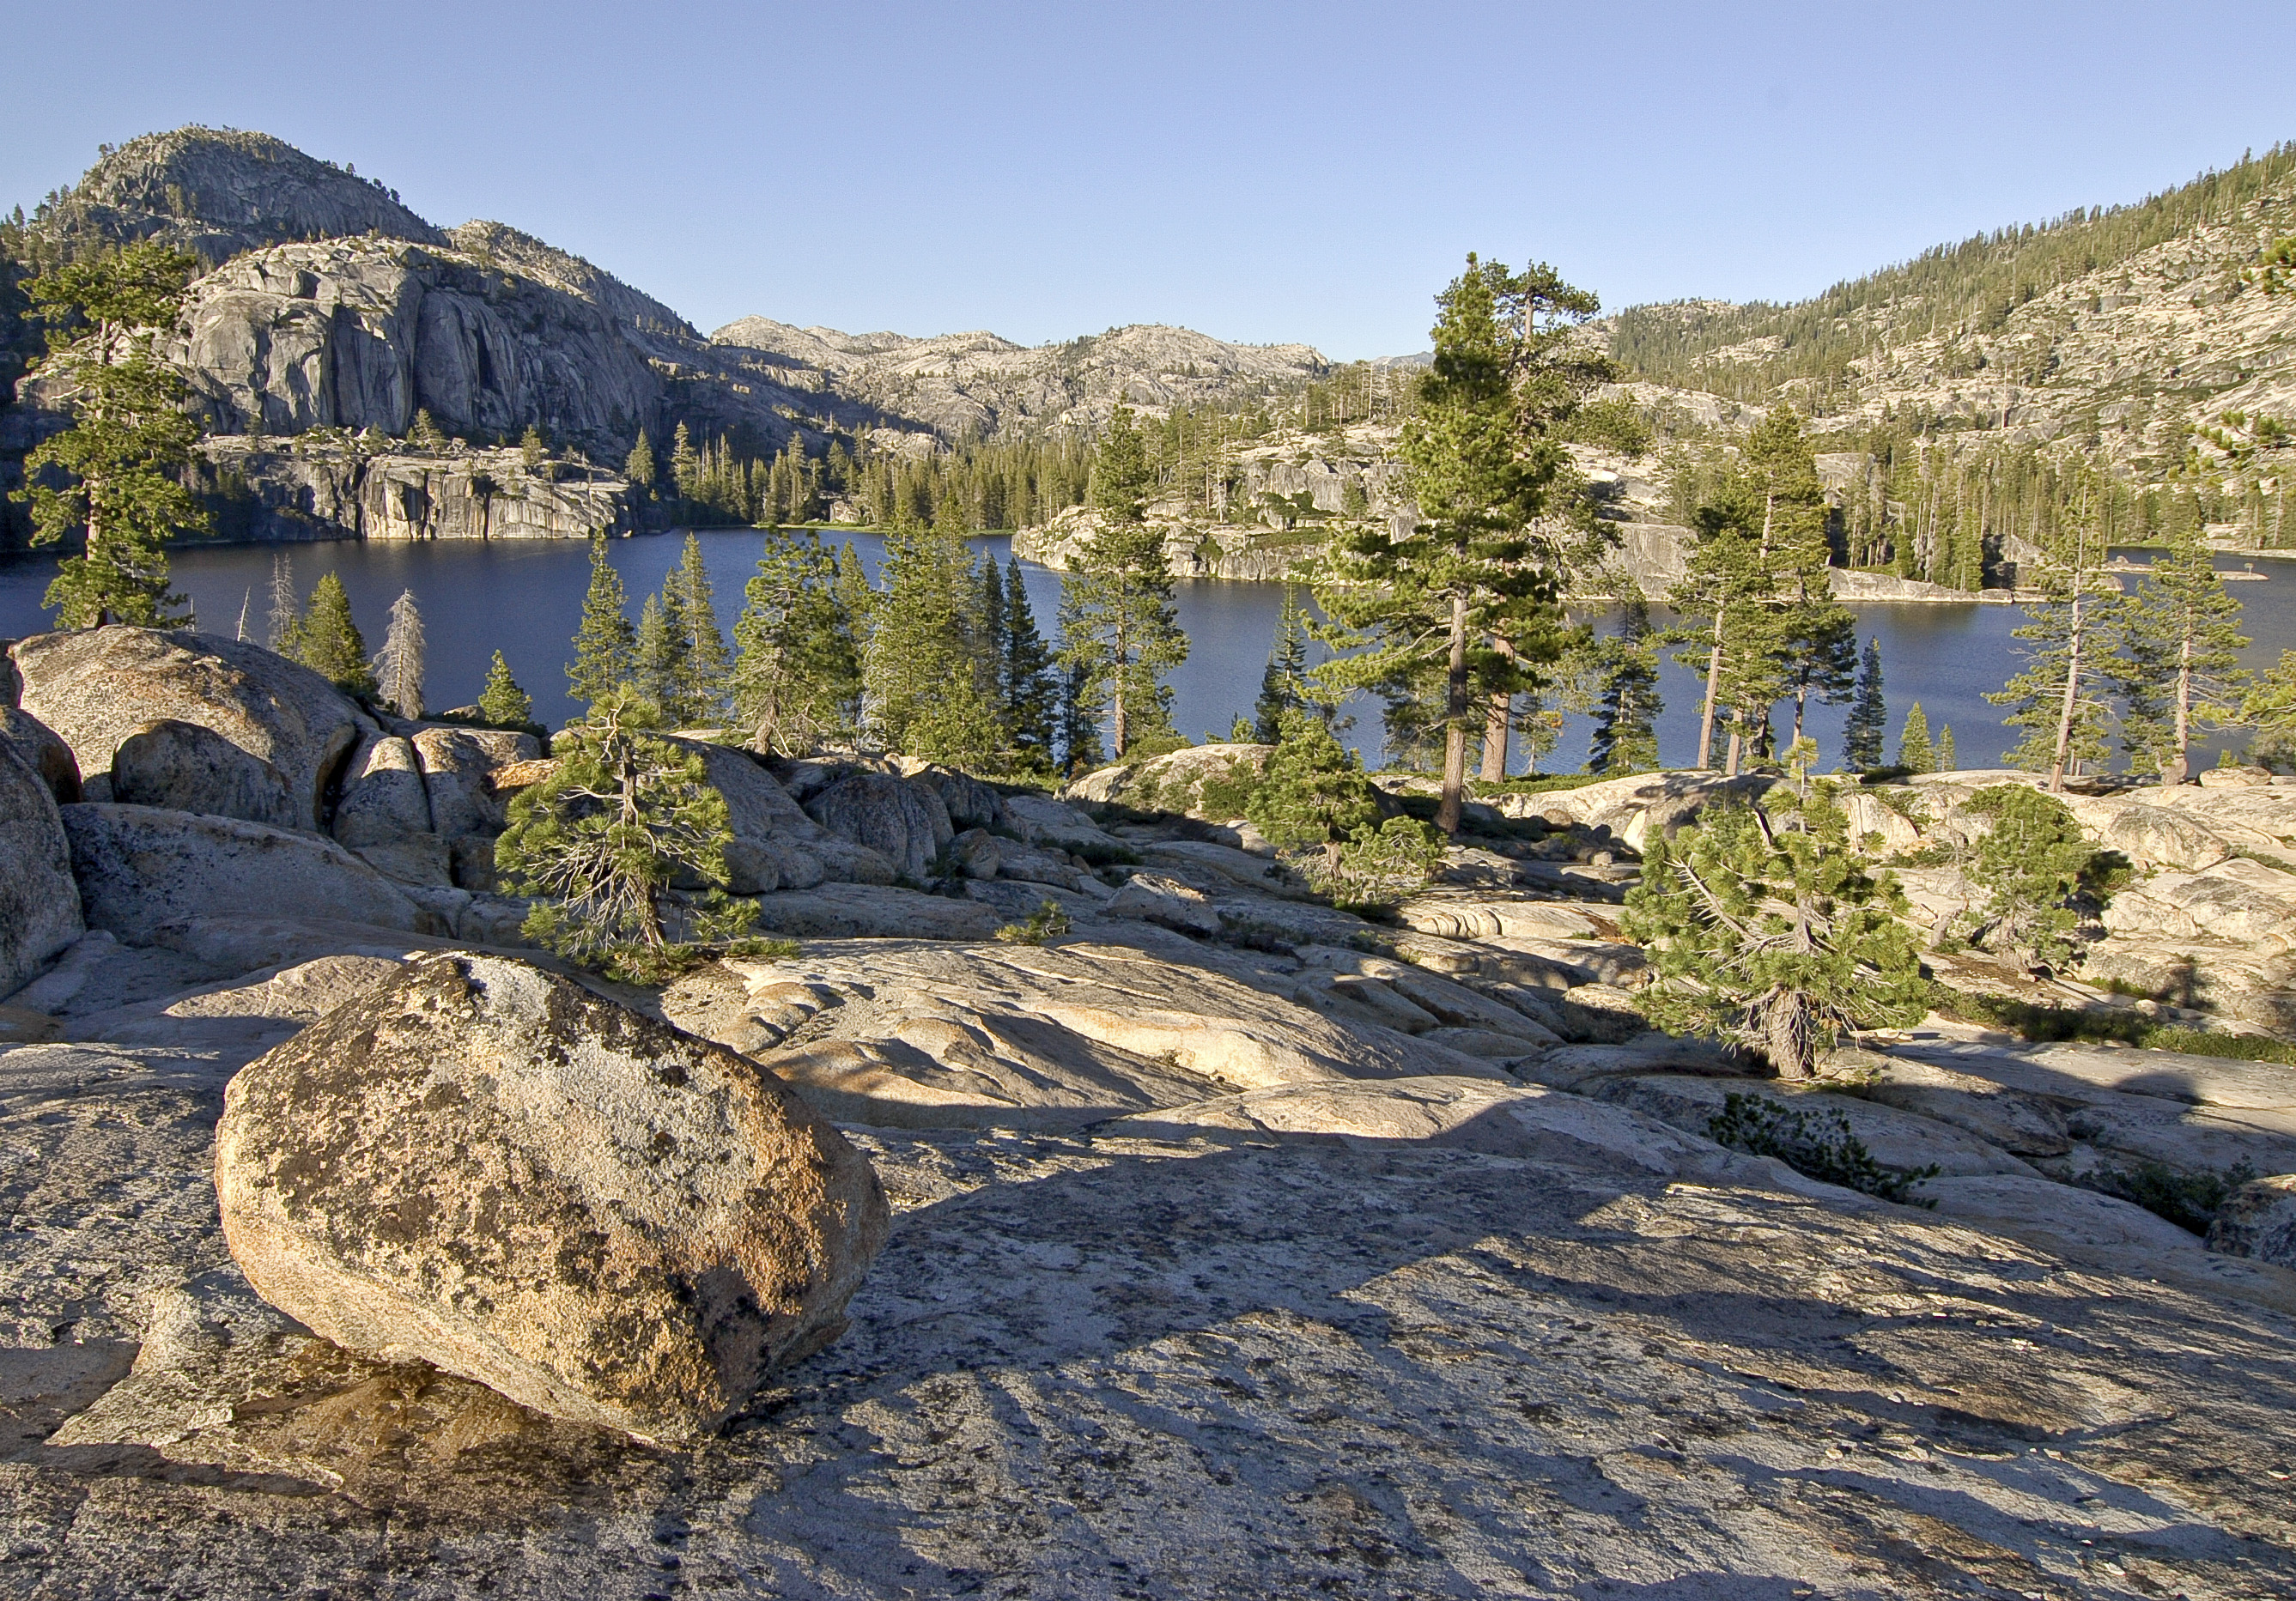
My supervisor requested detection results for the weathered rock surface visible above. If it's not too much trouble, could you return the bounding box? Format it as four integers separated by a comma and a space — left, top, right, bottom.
330, 733, 435, 846
744, 882, 1002, 942
108, 718, 300, 829
803, 772, 953, 880
1105, 870, 1222, 934
0, 746, 82, 998
215, 953, 889, 1440
0, 705, 79, 806
1063, 742, 1270, 818
2209, 1173, 2296, 1265
708, 939, 1500, 1131
62, 804, 432, 943
14, 628, 367, 833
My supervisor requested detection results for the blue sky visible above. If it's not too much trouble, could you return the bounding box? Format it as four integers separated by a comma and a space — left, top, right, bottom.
9, 2, 2294, 360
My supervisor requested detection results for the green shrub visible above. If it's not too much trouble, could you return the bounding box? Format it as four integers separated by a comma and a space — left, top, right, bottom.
1707, 1092, 1938, 1205
2077, 1160, 2256, 1234
995, 899, 1072, 945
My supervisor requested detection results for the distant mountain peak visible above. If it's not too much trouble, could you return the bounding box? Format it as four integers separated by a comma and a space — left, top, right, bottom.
33, 124, 446, 264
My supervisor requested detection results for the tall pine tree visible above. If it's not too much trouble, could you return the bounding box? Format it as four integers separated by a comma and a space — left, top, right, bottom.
1313, 255, 1603, 832
1588, 593, 1663, 775
295, 573, 376, 697
1843, 637, 1886, 771
866, 502, 1000, 765
732, 528, 862, 755
999, 558, 1059, 770
1060, 401, 1187, 758
568, 535, 637, 713
1898, 702, 1935, 774
664, 532, 732, 722
1253, 580, 1314, 743
17, 243, 209, 627
375, 589, 426, 718
1986, 473, 2117, 790
2108, 523, 2249, 783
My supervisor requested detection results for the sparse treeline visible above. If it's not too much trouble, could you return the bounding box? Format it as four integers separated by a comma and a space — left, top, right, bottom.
1613, 142, 2296, 403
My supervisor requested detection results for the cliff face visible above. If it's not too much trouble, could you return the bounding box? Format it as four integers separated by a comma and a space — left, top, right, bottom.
36, 128, 446, 266
197, 437, 630, 543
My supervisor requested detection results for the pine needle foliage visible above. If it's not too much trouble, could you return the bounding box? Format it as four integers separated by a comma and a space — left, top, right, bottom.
477, 651, 533, 728
1060, 401, 1188, 758
732, 527, 862, 755
1623, 784, 1929, 1080
1962, 785, 2105, 973
15, 242, 208, 627
495, 696, 751, 969
1313, 254, 1603, 831
294, 573, 376, 697
1897, 702, 1935, 773
2107, 525, 2250, 782
568, 536, 636, 713
1588, 594, 1663, 775
1843, 638, 1886, 771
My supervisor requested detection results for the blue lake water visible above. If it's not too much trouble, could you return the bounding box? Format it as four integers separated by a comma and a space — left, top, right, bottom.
3, 532, 2288, 774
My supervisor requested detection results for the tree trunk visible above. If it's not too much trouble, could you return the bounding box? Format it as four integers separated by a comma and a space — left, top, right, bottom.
1760, 988, 1814, 1081
2048, 589, 2085, 794
1110, 621, 1130, 758
1724, 726, 1743, 779
2167, 627, 2195, 785
1698, 607, 1726, 770
1479, 634, 1515, 782
1437, 589, 1470, 835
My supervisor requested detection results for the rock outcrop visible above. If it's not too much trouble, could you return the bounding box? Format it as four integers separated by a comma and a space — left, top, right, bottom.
214, 953, 889, 1440
108, 719, 300, 829
63, 804, 432, 942
0, 745, 83, 997
0, 704, 80, 806
14, 628, 367, 832
803, 772, 953, 880
197, 435, 632, 544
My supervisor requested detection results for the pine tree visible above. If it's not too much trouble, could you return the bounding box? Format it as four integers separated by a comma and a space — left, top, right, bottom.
1667, 476, 1782, 775
1588, 594, 1662, 774
1898, 702, 1935, 773
2241, 650, 2296, 769
1963, 785, 2099, 972
629, 592, 690, 724
1253, 580, 1314, 743
477, 650, 533, 728
1843, 638, 1886, 771
1937, 725, 1956, 771
1746, 409, 1857, 753
1985, 478, 2117, 790
1246, 709, 1382, 872
408, 409, 446, 451
732, 528, 862, 754
999, 558, 1059, 769
865, 506, 1000, 765
1061, 402, 1188, 758
568, 535, 637, 712
266, 551, 301, 652
670, 421, 702, 503
624, 428, 657, 496
1057, 661, 1104, 775
1623, 785, 1929, 1080
1314, 255, 1604, 831
2108, 524, 2250, 783
375, 589, 426, 718
295, 573, 376, 696
980, 553, 1009, 678
495, 695, 751, 971
834, 542, 876, 650
15, 243, 209, 627
520, 424, 546, 474
664, 532, 732, 722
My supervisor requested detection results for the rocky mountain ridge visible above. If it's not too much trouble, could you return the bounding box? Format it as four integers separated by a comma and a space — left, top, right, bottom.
710, 315, 1329, 438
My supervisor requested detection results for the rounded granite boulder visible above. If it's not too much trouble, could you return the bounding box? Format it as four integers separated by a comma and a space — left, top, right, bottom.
214, 951, 890, 1441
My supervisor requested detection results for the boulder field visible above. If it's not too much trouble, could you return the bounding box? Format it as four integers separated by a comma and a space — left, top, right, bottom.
3, 628, 2296, 1592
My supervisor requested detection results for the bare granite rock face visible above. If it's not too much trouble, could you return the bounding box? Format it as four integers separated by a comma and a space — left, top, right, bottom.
0, 705, 79, 807
14, 628, 367, 834
62, 804, 432, 943
803, 772, 954, 880
2210, 1173, 2296, 1266
0, 745, 82, 998
214, 953, 889, 1441
108, 718, 300, 829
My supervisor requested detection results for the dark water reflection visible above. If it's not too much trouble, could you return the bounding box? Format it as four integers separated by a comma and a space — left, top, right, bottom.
3, 533, 2287, 773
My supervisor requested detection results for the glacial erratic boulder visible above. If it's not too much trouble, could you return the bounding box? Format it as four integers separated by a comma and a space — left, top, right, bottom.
111, 719, 300, 829
409, 726, 504, 837
804, 773, 954, 880
14, 628, 367, 833
0, 744, 84, 998
214, 953, 890, 1441
62, 804, 434, 943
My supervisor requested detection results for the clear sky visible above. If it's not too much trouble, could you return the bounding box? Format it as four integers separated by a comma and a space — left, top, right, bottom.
8, 2, 2294, 361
